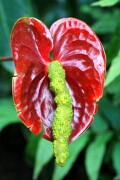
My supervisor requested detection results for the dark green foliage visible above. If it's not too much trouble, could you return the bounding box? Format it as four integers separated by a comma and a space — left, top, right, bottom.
0, 0, 120, 179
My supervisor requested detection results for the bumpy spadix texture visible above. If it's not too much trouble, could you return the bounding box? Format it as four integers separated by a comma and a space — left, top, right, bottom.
10, 17, 106, 145
48, 61, 73, 166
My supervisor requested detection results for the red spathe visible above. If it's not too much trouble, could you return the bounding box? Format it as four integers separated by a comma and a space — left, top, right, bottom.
11, 17, 106, 143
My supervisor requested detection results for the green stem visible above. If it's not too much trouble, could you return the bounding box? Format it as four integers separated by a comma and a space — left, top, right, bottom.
0, 0, 10, 40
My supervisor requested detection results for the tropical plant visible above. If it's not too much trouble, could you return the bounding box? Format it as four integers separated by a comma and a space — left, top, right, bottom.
0, 0, 120, 179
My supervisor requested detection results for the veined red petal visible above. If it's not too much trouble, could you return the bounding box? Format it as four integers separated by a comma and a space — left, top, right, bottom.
11, 17, 106, 142
50, 18, 106, 142
11, 17, 53, 134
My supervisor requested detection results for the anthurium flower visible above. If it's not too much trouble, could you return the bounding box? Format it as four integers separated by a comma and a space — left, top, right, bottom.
10, 17, 106, 166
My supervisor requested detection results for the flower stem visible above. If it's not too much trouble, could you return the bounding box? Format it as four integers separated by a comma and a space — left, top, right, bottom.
0, 56, 13, 62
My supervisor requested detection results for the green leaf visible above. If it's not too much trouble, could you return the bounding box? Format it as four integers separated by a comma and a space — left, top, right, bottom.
85, 131, 113, 180
105, 51, 120, 87
0, 98, 20, 131
106, 21, 120, 64
92, 0, 120, 7
91, 113, 108, 134
52, 130, 90, 180
112, 141, 120, 175
25, 133, 42, 166
92, 10, 120, 34
0, 0, 33, 73
106, 75, 120, 104
80, 6, 120, 35
99, 96, 120, 133
33, 138, 53, 180
0, 66, 12, 96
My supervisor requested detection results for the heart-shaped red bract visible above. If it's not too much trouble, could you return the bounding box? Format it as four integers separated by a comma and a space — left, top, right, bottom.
11, 17, 106, 142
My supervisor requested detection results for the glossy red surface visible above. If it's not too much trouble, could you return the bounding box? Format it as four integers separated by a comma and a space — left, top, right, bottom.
11, 17, 106, 142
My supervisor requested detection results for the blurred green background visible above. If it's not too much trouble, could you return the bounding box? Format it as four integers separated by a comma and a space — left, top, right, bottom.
0, 0, 120, 179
